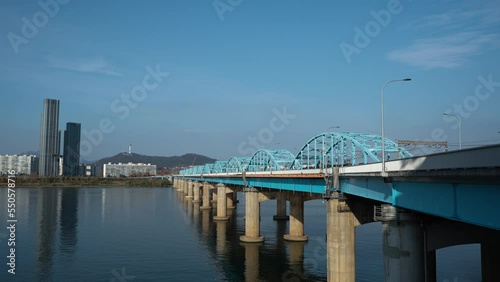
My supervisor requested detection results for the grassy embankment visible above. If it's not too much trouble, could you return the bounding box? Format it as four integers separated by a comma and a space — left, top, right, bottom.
0, 175, 171, 187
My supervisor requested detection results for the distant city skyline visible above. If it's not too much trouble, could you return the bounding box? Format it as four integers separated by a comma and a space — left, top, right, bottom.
1, 1, 499, 161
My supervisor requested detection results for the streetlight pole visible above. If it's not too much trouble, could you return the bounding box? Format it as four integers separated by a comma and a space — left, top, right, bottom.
381, 78, 411, 175
443, 113, 461, 149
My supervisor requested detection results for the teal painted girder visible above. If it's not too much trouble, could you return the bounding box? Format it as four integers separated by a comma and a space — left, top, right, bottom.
183, 176, 325, 194
340, 177, 500, 231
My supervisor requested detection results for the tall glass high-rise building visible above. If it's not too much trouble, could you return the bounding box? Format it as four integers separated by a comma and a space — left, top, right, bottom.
39, 99, 60, 176
63, 122, 81, 176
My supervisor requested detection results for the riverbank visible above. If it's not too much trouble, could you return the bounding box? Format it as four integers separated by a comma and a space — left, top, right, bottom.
0, 176, 171, 187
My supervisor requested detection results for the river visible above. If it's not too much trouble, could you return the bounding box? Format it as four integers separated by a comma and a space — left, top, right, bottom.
0, 187, 481, 281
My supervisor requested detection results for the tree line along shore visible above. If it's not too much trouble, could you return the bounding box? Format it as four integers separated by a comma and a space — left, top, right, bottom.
0, 175, 172, 187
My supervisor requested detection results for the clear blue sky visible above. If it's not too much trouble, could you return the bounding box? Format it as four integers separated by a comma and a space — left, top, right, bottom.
1, 0, 499, 161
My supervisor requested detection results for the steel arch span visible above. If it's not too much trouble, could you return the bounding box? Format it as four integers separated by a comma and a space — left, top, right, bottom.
198, 165, 206, 174
212, 161, 228, 173
203, 163, 215, 174
290, 132, 412, 169
247, 149, 296, 172
227, 157, 251, 173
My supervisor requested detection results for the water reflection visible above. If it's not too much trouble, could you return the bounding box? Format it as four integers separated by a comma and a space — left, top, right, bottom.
287, 242, 306, 281
193, 202, 200, 222
36, 188, 58, 281
216, 221, 227, 255
202, 209, 211, 236
177, 189, 313, 282
59, 188, 78, 256
101, 188, 106, 223
241, 242, 262, 282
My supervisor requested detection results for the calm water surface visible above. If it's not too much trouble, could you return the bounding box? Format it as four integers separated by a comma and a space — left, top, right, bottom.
0, 187, 481, 281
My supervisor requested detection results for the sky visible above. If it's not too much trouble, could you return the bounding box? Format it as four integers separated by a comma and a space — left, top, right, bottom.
1, 0, 499, 161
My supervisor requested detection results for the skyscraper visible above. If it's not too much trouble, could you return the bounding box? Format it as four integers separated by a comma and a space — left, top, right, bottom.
63, 122, 81, 176
39, 99, 60, 176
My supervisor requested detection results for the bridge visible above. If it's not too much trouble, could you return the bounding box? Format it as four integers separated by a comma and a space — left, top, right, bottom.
174, 132, 500, 282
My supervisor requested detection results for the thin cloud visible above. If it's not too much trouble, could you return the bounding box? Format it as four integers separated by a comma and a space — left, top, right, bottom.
48, 56, 122, 76
403, 6, 500, 31
388, 6, 500, 69
387, 32, 497, 69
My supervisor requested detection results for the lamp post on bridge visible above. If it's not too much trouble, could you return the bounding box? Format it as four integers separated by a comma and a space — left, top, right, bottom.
381, 78, 411, 176
443, 113, 462, 150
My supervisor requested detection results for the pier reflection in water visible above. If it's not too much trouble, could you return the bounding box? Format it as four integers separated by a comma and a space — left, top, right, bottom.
176, 186, 331, 282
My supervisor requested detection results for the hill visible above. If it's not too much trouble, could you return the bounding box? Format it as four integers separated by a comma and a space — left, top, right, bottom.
93, 153, 216, 169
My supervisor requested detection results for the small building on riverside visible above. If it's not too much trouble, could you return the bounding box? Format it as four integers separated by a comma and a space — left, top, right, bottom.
102, 162, 157, 178
79, 164, 97, 177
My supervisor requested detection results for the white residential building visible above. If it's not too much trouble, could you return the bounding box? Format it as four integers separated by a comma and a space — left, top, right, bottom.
0, 155, 38, 175
103, 162, 156, 178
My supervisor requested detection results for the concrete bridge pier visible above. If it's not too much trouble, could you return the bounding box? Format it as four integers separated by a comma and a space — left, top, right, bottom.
186, 181, 194, 199
284, 193, 307, 242
213, 183, 230, 221
201, 182, 212, 210
240, 187, 264, 243
227, 191, 235, 209
327, 198, 356, 282
183, 180, 188, 194
273, 198, 289, 220
381, 205, 425, 282
212, 188, 218, 205
193, 182, 201, 203
233, 191, 238, 205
